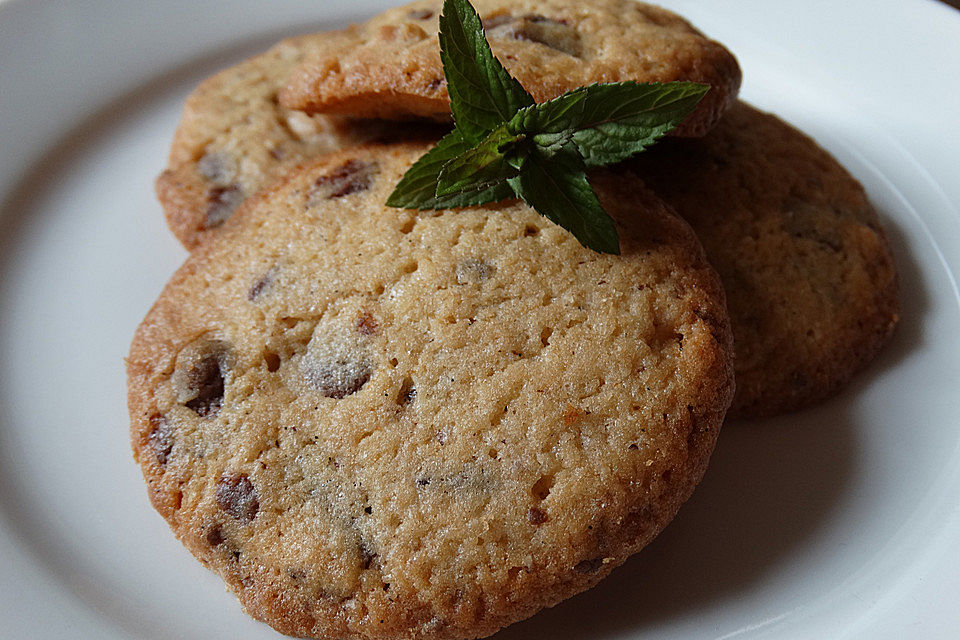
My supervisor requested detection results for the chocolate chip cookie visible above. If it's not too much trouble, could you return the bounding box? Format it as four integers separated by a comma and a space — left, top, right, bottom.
630, 102, 900, 418
129, 142, 734, 639
279, 0, 741, 137
156, 33, 394, 250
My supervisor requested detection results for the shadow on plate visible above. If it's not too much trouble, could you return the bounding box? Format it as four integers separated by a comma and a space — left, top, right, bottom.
493, 409, 859, 640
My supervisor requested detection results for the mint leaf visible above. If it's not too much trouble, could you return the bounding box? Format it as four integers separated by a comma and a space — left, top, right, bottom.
510, 81, 709, 166
389, 0, 708, 253
436, 124, 522, 196
386, 129, 514, 209
439, 0, 534, 143
507, 145, 619, 254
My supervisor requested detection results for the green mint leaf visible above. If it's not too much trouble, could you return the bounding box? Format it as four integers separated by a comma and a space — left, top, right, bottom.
439, 0, 534, 143
527, 130, 573, 155
509, 81, 709, 166
511, 88, 588, 133
391, 0, 702, 252
386, 129, 514, 209
507, 145, 619, 254
436, 125, 522, 196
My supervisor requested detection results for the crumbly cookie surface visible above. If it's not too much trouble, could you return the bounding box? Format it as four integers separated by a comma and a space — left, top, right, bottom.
631, 102, 900, 418
156, 33, 395, 250
279, 0, 741, 137
129, 143, 734, 640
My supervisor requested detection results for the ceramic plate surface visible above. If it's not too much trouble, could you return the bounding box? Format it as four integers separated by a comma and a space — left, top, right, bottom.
1, 0, 959, 638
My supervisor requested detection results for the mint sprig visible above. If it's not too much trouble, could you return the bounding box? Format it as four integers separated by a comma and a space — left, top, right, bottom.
385, 130, 514, 209
512, 81, 710, 168
437, 125, 522, 196
509, 144, 620, 255
387, 0, 709, 254
437, 0, 534, 143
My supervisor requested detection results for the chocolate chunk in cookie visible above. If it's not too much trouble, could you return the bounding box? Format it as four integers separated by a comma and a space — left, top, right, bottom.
171, 338, 232, 417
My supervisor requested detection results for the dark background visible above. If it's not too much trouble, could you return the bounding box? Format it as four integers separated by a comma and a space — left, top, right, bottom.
942, 0, 960, 9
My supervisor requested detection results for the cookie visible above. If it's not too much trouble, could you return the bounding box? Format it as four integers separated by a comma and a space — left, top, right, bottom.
630, 102, 900, 418
156, 33, 396, 250
278, 0, 741, 137
129, 142, 734, 639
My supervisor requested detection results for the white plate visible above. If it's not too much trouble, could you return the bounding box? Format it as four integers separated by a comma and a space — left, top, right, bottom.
1, 0, 959, 638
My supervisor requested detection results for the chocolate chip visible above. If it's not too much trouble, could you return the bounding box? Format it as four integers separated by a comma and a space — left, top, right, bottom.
486, 14, 582, 57
205, 183, 243, 228
303, 322, 372, 399
425, 77, 445, 92
783, 201, 844, 251
183, 356, 224, 414
206, 524, 224, 546
455, 258, 496, 285
215, 474, 259, 522
197, 151, 237, 184
248, 266, 277, 301
527, 507, 548, 525
248, 278, 268, 301
517, 16, 582, 56
306, 360, 371, 399
308, 160, 376, 203
408, 8, 434, 20
356, 311, 379, 336
147, 414, 174, 465
482, 14, 514, 29
172, 339, 232, 417
574, 558, 603, 574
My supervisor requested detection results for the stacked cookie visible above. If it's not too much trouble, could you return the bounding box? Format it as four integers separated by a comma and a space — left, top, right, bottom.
130, 1, 899, 639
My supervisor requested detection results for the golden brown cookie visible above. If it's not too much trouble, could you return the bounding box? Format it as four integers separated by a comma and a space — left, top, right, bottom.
630, 102, 900, 418
129, 142, 734, 639
156, 33, 394, 250
279, 0, 741, 137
